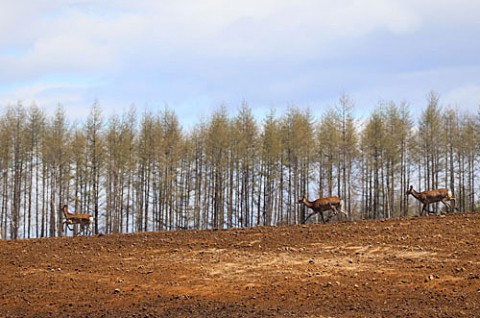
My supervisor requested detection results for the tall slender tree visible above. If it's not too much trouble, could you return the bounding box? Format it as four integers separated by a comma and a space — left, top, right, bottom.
206, 107, 230, 229
137, 111, 156, 232
418, 92, 442, 192
260, 110, 282, 226
232, 103, 258, 227
85, 102, 104, 234
281, 107, 315, 224
42, 106, 70, 237
25, 104, 46, 238
157, 109, 182, 230
4, 104, 27, 239
104, 109, 136, 233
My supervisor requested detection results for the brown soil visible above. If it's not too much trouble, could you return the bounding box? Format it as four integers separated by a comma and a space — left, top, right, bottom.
1, 213, 479, 317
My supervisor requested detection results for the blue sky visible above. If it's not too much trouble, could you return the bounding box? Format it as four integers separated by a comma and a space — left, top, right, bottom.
1, 1, 479, 127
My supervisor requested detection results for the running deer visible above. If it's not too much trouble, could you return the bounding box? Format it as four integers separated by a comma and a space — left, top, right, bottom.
405, 185, 456, 216
62, 205, 94, 235
298, 195, 347, 224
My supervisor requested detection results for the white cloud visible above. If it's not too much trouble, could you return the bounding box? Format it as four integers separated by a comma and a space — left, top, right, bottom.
0, 79, 97, 112
5, 1, 421, 60
134, 0, 423, 59
444, 85, 480, 110
1, 0, 480, 123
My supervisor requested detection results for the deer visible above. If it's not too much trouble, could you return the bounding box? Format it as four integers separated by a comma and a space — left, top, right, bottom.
405, 185, 456, 216
298, 194, 347, 224
62, 205, 94, 235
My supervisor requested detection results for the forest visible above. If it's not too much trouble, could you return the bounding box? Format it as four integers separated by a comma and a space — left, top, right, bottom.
0, 92, 479, 239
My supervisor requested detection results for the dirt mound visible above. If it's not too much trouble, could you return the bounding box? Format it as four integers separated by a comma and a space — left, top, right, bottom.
1, 213, 479, 317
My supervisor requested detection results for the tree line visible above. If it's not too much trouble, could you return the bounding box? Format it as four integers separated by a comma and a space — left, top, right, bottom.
0, 92, 478, 239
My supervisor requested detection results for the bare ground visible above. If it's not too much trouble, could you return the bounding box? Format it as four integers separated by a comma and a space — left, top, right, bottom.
1, 213, 479, 317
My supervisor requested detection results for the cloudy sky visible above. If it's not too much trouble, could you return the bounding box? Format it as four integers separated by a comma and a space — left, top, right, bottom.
1, 1, 479, 126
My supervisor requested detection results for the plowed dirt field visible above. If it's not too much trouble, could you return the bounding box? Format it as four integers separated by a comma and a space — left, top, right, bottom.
1, 213, 479, 317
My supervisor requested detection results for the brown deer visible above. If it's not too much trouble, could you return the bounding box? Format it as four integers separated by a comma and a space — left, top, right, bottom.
62, 205, 94, 235
298, 194, 346, 224
405, 185, 456, 216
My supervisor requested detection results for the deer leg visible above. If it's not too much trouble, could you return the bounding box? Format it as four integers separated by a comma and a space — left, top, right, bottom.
330, 205, 337, 216
422, 204, 429, 216
77, 223, 85, 236
332, 206, 346, 219
63, 221, 74, 232
303, 212, 316, 224
320, 212, 326, 223
446, 197, 458, 212
325, 212, 334, 222
425, 203, 436, 215
325, 208, 336, 222
440, 199, 451, 213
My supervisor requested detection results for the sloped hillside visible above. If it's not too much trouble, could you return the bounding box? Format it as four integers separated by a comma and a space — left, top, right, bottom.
1, 213, 479, 317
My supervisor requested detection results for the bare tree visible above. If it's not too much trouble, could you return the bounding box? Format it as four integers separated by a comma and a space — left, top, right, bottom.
205, 107, 230, 229
85, 102, 104, 234
260, 110, 281, 226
